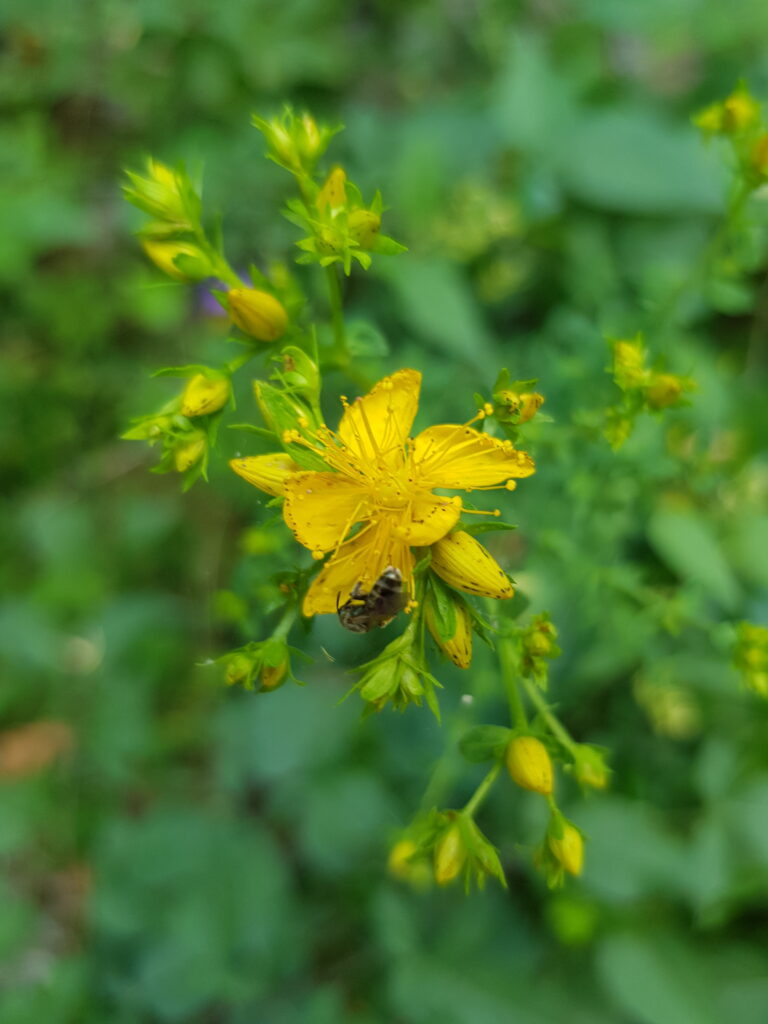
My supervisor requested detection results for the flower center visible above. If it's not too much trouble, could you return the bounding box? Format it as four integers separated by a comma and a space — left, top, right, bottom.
371, 477, 409, 509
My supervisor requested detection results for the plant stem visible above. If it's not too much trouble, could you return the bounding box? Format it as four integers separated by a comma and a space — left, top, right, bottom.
520, 676, 578, 757
462, 762, 501, 818
497, 634, 529, 729
193, 225, 243, 290
272, 603, 298, 642
325, 265, 347, 362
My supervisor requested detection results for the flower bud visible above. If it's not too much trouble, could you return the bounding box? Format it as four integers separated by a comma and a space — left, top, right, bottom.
260, 662, 287, 689
124, 159, 192, 226
548, 822, 584, 877
388, 839, 417, 879
225, 653, 254, 687
434, 824, 466, 886
431, 531, 513, 600
180, 374, 231, 417
173, 434, 206, 472
722, 86, 760, 133
316, 166, 347, 212
496, 390, 544, 423
348, 208, 381, 249
572, 745, 609, 790
752, 135, 768, 179
425, 598, 472, 669
141, 239, 211, 281
229, 453, 299, 497
227, 288, 288, 342
506, 735, 554, 795
645, 373, 683, 410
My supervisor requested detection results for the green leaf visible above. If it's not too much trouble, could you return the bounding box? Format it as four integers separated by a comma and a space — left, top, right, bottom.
461, 521, 518, 536
459, 725, 512, 763
152, 364, 211, 378
647, 506, 740, 611
596, 932, 720, 1024
346, 320, 389, 358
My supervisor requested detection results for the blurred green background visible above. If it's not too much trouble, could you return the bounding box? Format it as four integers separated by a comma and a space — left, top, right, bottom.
3, 1, 768, 1021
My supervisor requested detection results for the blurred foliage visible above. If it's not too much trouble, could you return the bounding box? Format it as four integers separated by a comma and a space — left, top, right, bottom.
2, 0, 768, 1021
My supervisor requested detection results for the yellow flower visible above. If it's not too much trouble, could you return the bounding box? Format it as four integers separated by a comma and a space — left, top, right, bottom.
506, 735, 554, 795
180, 374, 231, 417
227, 288, 289, 342
255, 370, 533, 616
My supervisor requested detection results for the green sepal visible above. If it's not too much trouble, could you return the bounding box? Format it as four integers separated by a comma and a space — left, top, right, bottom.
459, 725, 512, 764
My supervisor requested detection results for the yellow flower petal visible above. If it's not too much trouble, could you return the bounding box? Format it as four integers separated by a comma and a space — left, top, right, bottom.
229, 453, 300, 497
338, 369, 421, 471
396, 494, 462, 546
284, 472, 371, 553
303, 518, 414, 615
431, 531, 513, 599
411, 425, 534, 489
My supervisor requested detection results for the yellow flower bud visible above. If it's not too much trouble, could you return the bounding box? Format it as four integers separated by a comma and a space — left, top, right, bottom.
425, 598, 472, 669
124, 159, 192, 226
141, 240, 211, 281
180, 374, 231, 417
388, 839, 418, 879
260, 662, 287, 689
517, 392, 544, 423
526, 630, 553, 658
431, 531, 513, 600
434, 824, 466, 886
549, 823, 584, 877
225, 654, 253, 686
348, 208, 381, 249
229, 453, 300, 497
173, 434, 206, 472
752, 135, 768, 178
506, 736, 554, 795
572, 746, 609, 790
298, 114, 323, 162
722, 86, 760, 133
316, 166, 347, 212
227, 288, 288, 342
693, 102, 725, 135
645, 373, 683, 410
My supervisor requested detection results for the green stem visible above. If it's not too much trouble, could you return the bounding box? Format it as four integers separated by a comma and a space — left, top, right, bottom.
497, 634, 528, 729
225, 350, 256, 375
462, 762, 501, 818
272, 603, 298, 642
193, 224, 243, 290
418, 694, 473, 813
325, 264, 347, 362
520, 676, 578, 757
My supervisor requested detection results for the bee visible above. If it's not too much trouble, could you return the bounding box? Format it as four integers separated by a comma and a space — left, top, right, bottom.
337, 566, 407, 633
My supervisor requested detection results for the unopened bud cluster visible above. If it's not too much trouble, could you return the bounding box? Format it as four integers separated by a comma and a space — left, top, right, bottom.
605, 334, 695, 449
694, 83, 768, 188
733, 622, 768, 698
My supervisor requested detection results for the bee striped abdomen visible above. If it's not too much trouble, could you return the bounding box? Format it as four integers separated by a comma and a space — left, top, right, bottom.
337, 566, 406, 633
